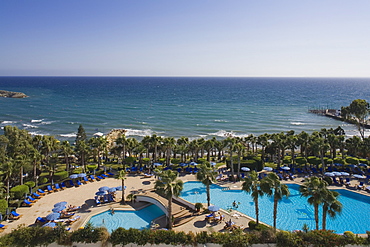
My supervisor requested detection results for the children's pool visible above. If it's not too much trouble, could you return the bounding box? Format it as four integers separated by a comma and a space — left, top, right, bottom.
180, 181, 370, 233
88, 204, 165, 232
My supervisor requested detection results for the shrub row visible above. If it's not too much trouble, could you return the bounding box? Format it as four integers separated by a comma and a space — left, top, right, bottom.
1, 224, 369, 247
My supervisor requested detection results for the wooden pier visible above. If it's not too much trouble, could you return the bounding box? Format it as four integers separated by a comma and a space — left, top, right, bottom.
308, 108, 370, 129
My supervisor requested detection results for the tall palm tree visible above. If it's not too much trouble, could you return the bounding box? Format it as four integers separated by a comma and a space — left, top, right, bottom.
242, 170, 264, 225
234, 143, 245, 178
150, 134, 162, 162
162, 137, 175, 166
321, 190, 342, 230
116, 170, 127, 204
260, 173, 290, 231
196, 162, 217, 207
299, 176, 328, 230
60, 140, 73, 172
116, 134, 128, 161
224, 137, 236, 181
154, 169, 183, 229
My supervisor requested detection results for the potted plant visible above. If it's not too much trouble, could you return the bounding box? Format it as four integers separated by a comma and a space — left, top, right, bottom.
195, 202, 203, 212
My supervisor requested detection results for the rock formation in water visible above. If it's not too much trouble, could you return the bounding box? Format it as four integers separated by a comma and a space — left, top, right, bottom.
0, 90, 28, 98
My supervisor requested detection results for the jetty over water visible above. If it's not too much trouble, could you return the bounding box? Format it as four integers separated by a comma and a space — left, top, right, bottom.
309, 108, 370, 129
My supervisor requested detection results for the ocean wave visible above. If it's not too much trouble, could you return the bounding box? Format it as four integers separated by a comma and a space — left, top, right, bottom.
210, 130, 236, 137
93, 132, 104, 137
1, 120, 16, 124
125, 128, 153, 137
291, 122, 305, 126
29, 131, 49, 136
31, 119, 43, 123
40, 121, 55, 125
214, 119, 229, 123
23, 124, 38, 129
60, 133, 77, 138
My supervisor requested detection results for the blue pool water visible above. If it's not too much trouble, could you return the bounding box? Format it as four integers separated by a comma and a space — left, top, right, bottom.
180, 181, 370, 233
88, 204, 165, 232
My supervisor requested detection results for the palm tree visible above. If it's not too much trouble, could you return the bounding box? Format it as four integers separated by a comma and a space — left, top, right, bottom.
116, 134, 128, 161
299, 176, 328, 230
154, 169, 183, 229
196, 162, 218, 207
242, 170, 264, 225
224, 137, 236, 181
60, 140, 73, 172
162, 137, 175, 166
321, 190, 342, 230
116, 170, 127, 204
234, 143, 245, 178
260, 173, 290, 231
150, 134, 162, 162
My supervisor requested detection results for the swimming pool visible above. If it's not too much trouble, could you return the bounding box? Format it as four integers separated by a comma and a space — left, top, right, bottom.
180, 181, 370, 233
88, 204, 165, 232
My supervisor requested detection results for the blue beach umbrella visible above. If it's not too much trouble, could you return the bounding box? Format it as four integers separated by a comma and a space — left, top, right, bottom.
340, 172, 350, 176
281, 166, 290, 171
99, 186, 110, 192
54, 201, 67, 208
353, 174, 366, 179
69, 174, 78, 179
263, 167, 273, 172
180, 163, 188, 167
324, 172, 335, 177
78, 173, 87, 178
95, 191, 106, 196
208, 205, 220, 212
42, 222, 57, 228
189, 162, 198, 166
46, 213, 60, 221
115, 186, 126, 191
52, 206, 66, 212
108, 187, 117, 193
241, 167, 250, 172
153, 163, 162, 167
332, 172, 342, 176
210, 162, 216, 166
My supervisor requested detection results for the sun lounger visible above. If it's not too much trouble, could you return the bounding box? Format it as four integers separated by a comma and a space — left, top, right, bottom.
47, 185, 54, 193
32, 192, 42, 198
89, 175, 96, 182
97, 175, 104, 180
357, 182, 364, 190
37, 189, 46, 195
9, 211, 22, 220
345, 178, 351, 186
144, 173, 154, 178
101, 174, 108, 178
66, 215, 81, 225
27, 196, 37, 202
76, 180, 82, 186
60, 182, 67, 189
54, 183, 62, 191
107, 172, 114, 177
35, 217, 47, 224
68, 180, 75, 187
60, 212, 75, 219
66, 206, 81, 212
0, 224, 7, 232
82, 176, 89, 184
22, 199, 34, 207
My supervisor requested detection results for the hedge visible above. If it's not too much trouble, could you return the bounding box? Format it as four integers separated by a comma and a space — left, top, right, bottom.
53, 171, 69, 181
9, 185, 29, 199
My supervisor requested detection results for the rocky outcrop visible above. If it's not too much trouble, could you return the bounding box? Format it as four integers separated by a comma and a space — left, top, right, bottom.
0, 90, 28, 98
106, 129, 127, 148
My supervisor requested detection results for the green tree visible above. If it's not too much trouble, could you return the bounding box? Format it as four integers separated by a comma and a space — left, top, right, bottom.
242, 170, 264, 225
75, 124, 87, 144
299, 176, 328, 230
154, 169, 183, 229
116, 170, 127, 204
196, 162, 217, 207
260, 173, 290, 231
342, 99, 370, 140
322, 190, 342, 230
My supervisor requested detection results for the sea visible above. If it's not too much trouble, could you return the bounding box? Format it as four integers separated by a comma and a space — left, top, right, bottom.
0, 76, 369, 142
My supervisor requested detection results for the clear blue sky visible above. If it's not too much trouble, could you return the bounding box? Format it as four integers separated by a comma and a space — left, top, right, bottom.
1, 0, 370, 77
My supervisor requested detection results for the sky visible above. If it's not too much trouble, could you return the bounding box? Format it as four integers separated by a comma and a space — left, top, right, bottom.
1, 0, 370, 77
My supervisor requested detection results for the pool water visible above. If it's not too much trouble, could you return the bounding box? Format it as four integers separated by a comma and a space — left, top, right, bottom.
180, 181, 370, 233
88, 204, 165, 232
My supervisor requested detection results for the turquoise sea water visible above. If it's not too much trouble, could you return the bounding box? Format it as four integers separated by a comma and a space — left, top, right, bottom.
180, 181, 370, 234
0, 77, 369, 141
88, 204, 165, 232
